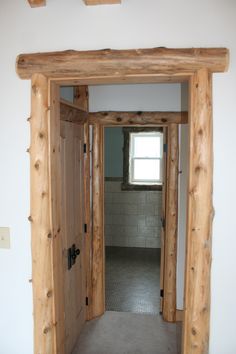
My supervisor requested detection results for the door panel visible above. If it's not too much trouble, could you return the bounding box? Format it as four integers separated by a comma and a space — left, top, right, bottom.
60, 121, 85, 354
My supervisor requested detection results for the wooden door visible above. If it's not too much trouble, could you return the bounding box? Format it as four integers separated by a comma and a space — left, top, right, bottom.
60, 120, 86, 354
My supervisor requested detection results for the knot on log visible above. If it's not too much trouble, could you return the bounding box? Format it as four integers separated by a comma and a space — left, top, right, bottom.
46, 290, 53, 298
198, 128, 203, 136
43, 326, 51, 335
34, 160, 40, 170
32, 85, 38, 95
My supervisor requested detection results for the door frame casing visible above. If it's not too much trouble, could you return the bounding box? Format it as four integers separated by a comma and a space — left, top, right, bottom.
92, 120, 179, 323
20, 47, 229, 354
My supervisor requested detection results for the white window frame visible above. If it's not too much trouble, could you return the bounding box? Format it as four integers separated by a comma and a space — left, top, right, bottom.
129, 131, 163, 185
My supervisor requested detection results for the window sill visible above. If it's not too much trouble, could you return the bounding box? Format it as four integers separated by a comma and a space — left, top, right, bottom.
121, 182, 162, 191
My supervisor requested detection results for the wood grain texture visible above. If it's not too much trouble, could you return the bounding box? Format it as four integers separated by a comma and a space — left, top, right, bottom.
88, 111, 188, 126
182, 69, 213, 354
84, 0, 121, 4
73, 86, 89, 111
55, 75, 190, 86
160, 127, 167, 314
60, 99, 88, 123
28, 0, 46, 7
49, 83, 65, 354
77, 85, 93, 320
163, 124, 179, 323
176, 310, 183, 322
84, 122, 93, 320
91, 123, 105, 318
30, 74, 55, 354
60, 121, 86, 354
16, 47, 229, 80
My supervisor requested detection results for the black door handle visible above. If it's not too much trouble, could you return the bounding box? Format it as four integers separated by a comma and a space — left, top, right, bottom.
68, 243, 80, 270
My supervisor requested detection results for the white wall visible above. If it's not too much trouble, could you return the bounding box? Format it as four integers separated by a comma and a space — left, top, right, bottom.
60, 86, 74, 102
0, 1, 236, 354
89, 84, 181, 111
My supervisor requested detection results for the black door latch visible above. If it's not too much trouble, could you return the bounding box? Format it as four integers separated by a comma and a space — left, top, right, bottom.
68, 244, 80, 270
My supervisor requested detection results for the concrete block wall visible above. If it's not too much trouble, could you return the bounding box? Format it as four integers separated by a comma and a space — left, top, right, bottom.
105, 180, 162, 248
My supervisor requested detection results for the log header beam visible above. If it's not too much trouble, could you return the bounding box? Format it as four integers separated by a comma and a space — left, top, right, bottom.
84, 0, 121, 4
16, 47, 229, 80
28, 0, 46, 7
88, 111, 188, 126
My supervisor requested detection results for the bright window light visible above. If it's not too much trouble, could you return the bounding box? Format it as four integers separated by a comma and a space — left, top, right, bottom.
129, 132, 163, 185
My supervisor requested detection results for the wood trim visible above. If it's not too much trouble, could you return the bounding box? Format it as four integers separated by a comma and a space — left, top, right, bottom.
160, 127, 167, 313
182, 69, 213, 354
163, 124, 179, 322
81, 86, 93, 321
16, 48, 229, 80
176, 310, 183, 322
60, 99, 88, 123
54, 75, 191, 86
28, 0, 46, 7
84, 0, 121, 4
84, 122, 92, 319
89, 111, 188, 126
30, 74, 55, 354
73, 86, 89, 111
49, 83, 65, 354
91, 123, 105, 317
61, 108, 188, 125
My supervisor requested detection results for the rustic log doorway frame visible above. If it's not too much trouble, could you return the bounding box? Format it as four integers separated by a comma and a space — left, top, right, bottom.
16, 47, 229, 354
91, 120, 180, 323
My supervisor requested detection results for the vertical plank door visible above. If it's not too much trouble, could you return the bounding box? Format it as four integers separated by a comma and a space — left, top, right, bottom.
60, 120, 86, 354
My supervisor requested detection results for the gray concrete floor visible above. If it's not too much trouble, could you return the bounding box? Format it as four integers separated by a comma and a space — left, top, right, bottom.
73, 247, 181, 354
73, 311, 179, 354
105, 247, 160, 314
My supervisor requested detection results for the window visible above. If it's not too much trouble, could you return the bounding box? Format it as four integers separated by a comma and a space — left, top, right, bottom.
122, 128, 164, 191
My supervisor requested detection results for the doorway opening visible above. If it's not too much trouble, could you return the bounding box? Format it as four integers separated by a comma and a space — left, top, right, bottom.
16, 47, 229, 354
104, 126, 163, 315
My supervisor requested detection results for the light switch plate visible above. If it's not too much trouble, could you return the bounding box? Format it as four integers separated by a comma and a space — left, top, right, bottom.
0, 227, 10, 249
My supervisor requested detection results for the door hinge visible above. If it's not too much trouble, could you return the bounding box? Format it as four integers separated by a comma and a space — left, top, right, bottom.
84, 143, 87, 153
86, 296, 89, 306
84, 223, 87, 233
160, 289, 164, 298
161, 217, 166, 229
163, 143, 168, 153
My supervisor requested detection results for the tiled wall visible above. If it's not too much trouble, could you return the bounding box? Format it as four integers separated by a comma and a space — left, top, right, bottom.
105, 180, 162, 248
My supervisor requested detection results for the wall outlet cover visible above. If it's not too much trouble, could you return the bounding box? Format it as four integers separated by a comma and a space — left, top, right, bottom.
0, 227, 10, 249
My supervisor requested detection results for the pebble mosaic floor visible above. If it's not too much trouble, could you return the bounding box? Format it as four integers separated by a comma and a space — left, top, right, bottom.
105, 246, 160, 314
